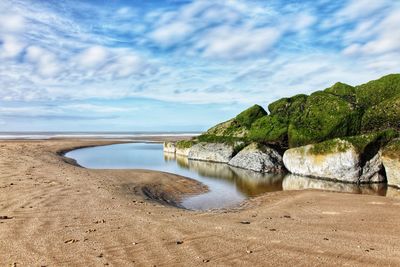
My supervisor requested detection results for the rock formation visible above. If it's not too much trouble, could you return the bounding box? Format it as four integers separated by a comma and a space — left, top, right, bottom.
228, 143, 284, 173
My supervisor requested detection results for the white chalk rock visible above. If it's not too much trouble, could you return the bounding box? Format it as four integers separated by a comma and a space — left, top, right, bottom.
188, 143, 234, 163
228, 143, 284, 173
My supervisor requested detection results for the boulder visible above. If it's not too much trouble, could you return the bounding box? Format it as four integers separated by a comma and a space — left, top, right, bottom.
163, 142, 176, 153
228, 143, 284, 173
382, 139, 400, 188
175, 140, 195, 157
282, 138, 384, 183
188, 143, 234, 163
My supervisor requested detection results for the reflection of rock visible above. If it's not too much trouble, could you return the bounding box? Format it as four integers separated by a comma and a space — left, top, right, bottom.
176, 154, 189, 168
183, 159, 284, 197
163, 152, 176, 162
386, 186, 400, 198
187, 159, 235, 180
382, 139, 400, 188
229, 167, 284, 196
229, 143, 284, 173
163, 142, 176, 153
188, 143, 234, 163
282, 174, 387, 196
283, 139, 384, 183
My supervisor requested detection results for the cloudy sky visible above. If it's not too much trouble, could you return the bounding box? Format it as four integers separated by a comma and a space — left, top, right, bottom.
1, 0, 399, 132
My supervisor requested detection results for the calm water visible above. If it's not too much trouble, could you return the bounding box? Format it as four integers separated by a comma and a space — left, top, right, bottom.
66, 143, 398, 210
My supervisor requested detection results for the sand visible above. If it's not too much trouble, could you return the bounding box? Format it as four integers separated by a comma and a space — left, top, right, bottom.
1, 139, 400, 266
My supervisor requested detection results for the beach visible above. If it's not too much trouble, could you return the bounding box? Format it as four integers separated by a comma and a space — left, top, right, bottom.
1, 138, 400, 266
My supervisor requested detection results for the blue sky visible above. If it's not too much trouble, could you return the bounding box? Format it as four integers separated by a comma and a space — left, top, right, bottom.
0, 0, 400, 132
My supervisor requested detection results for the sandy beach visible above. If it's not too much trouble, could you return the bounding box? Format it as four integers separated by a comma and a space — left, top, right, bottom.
1, 138, 400, 266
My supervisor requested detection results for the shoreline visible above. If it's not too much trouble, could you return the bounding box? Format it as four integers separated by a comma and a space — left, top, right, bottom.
1, 139, 400, 265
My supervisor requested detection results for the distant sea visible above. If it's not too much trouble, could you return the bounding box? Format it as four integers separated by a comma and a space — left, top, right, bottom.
0, 132, 201, 140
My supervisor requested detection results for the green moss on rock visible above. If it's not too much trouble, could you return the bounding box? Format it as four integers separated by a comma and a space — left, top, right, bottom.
383, 139, 400, 159
324, 82, 356, 104
176, 140, 196, 149
268, 94, 308, 117
355, 74, 400, 109
309, 138, 352, 155
361, 95, 400, 133
203, 104, 267, 141
235, 104, 267, 129
308, 130, 398, 155
248, 115, 288, 144
344, 130, 399, 154
287, 91, 362, 147
200, 73, 400, 149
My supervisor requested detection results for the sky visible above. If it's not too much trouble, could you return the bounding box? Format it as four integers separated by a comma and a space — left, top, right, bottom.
0, 0, 400, 132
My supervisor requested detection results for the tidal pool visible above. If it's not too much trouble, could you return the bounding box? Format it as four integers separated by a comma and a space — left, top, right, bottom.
65, 143, 395, 210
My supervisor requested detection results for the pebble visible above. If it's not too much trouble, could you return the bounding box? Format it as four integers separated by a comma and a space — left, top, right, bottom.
176, 240, 184, 245
0, 216, 13, 220
202, 259, 210, 263
240, 221, 251, 224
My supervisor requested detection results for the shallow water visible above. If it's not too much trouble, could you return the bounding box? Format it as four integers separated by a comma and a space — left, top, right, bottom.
66, 143, 399, 210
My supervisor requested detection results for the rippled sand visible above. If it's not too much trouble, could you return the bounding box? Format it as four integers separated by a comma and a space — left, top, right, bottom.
1, 139, 400, 266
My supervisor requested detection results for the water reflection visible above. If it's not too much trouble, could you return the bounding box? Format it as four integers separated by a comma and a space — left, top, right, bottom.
66, 143, 398, 210
282, 174, 387, 196
172, 153, 285, 197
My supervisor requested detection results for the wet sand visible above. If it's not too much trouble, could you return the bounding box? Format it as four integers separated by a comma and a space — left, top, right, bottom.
1, 139, 400, 266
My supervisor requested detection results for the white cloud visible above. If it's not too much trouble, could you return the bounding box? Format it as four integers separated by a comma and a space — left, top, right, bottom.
342, 7, 400, 55
197, 26, 281, 59
322, 0, 389, 29
336, 0, 387, 21
150, 22, 194, 46
0, 14, 25, 32
0, 35, 25, 59
25, 46, 61, 77
76, 46, 109, 68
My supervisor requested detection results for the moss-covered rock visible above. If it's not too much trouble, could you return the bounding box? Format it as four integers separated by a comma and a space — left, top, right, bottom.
176, 140, 196, 149
201, 73, 400, 150
199, 104, 267, 142
355, 74, 400, 109
247, 94, 308, 146
268, 94, 308, 117
235, 104, 267, 128
248, 115, 288, 144
287, 91, 362, 147
324, 82, 357, 104
361, 95, 400, 133
283, 137, 385, 183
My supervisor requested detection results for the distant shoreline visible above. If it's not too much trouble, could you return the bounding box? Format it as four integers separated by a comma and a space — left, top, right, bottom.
0, 132, 200, 140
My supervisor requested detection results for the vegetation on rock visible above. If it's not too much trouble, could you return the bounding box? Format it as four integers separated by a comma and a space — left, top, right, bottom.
176, 140, 196, 149
361, 95, 400, 133
382, 139, 400, 159
198, 104, 266, 143
198, 73, 400, 150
